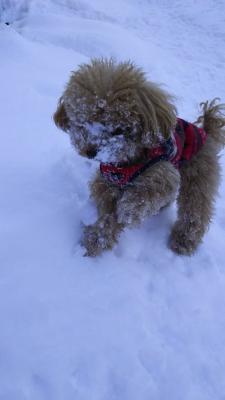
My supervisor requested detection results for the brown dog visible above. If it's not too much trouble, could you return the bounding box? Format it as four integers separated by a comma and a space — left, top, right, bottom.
54, 59, 225, 256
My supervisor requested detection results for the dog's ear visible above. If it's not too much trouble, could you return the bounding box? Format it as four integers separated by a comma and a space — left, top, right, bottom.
136, 82, 177, 144
53, 97, 70, 132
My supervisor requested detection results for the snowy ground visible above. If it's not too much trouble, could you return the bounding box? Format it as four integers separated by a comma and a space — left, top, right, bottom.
1, 0, 225, 399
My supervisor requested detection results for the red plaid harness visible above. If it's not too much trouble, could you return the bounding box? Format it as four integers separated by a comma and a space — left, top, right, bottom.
100, 118, 207, 188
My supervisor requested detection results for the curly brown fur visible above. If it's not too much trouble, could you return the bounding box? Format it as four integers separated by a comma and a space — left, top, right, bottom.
82, 163, 180, 256
53, 97, 70, 132
170, 100, 225, 254
82, 172, 123, 256
196, 99, 225, 147
170, 137, 221, 254
54, 59, 225, 256
116, 162, 180, 226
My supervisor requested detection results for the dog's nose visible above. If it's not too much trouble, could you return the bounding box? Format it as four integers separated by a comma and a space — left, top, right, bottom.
86, 147, 97, 159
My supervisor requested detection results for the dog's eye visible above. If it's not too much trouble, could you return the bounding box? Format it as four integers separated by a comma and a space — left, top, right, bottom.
112, 128, 123, 136
112, 127, 132, 137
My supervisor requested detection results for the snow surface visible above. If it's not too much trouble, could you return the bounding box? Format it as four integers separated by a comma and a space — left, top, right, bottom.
1, 0, 225, 399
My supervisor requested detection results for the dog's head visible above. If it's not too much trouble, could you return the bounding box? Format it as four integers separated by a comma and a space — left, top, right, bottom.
54, 59, 177, 164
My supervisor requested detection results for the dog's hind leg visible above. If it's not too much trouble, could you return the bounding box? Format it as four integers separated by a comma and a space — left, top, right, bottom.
169, 137, 220, 255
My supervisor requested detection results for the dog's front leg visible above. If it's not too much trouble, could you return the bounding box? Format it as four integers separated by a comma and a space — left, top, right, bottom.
117, 161, 180, 226
81, 172, 123, 256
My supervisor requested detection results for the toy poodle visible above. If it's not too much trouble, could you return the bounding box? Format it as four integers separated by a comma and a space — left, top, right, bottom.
53, 59, 225, 256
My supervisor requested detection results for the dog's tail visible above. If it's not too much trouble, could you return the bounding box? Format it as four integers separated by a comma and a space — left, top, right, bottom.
196, 98, 225, 148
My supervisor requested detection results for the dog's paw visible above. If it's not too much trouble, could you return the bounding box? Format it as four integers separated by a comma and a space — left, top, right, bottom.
169, 225, 200, 255
81, 224, 109, 257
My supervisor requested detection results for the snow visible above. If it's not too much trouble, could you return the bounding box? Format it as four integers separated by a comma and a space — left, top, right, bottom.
1, 0, 225, 399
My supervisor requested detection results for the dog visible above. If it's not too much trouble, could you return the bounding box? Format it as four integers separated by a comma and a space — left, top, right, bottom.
53, 59, 225, 256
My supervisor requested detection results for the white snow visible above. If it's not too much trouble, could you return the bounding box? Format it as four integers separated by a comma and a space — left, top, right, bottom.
1, 1, 225, 399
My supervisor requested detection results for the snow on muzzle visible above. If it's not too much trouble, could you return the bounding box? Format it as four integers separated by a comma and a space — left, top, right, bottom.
83, 123, 130, 163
